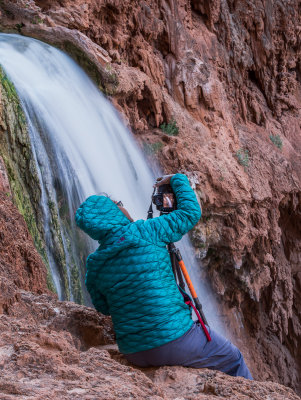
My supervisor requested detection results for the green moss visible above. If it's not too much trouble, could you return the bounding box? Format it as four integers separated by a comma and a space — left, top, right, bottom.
60, 221, 85, 303
98, 83, 118, 97
98, 65, 118, 96
0, 67, 28, 131
0, 65, 87, 303
1, 155, 57, 293
0, 66, 57, 294
46, 270, 57, 293
71, 264, 84, 304
48, 203, 70, 300
0, 68, 18, 100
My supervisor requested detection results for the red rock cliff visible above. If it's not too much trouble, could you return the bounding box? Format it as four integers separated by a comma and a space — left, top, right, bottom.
0, 0, 301, 395
0, 155, 299, 400
0, 156, 48, 305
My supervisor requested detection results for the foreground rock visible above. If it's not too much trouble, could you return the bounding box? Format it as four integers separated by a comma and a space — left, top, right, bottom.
0, 287, 300, 400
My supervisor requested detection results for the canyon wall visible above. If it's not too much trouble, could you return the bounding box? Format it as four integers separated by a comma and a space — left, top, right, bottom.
0, 0, 300, 395
0, 153, 299, 400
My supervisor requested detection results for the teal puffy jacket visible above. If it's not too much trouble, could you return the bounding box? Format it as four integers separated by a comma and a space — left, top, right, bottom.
75, 174, 201, 354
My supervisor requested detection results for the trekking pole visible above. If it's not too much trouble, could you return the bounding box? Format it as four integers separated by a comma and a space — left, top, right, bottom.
169, 243, 209, 326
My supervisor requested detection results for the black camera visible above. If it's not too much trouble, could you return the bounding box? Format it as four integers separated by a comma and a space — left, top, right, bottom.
152, 184, 176, 213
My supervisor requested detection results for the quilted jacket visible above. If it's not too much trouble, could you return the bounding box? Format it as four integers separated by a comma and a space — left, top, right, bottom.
75, 173, 202, 354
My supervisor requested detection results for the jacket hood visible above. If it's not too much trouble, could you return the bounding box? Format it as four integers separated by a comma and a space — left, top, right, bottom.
75, 195, 131, 242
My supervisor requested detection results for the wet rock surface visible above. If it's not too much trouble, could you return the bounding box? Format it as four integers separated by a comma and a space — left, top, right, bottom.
0, 0, 301, 396
0, 176, 47, 298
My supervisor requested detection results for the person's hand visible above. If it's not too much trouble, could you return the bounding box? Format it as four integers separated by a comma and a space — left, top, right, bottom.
154, 174, 175, 187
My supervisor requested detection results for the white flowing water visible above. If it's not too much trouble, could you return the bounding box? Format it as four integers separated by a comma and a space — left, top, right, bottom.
0, 33, 224, 332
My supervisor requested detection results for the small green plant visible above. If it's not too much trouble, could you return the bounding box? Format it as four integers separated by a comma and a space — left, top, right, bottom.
160, 118, 179, 136
270, 134, 283, 149
15, 23, 24, 32
16, 104, 26, 125
235, 148, 249, 169
143, 141, 163, 156
105, 63, 113, 72
32, 16, 43, 24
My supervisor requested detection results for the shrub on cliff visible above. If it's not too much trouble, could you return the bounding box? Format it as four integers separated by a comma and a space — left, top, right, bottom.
160, 118, 179, 136
235, 148, 249, 170
270, 134, 283, 149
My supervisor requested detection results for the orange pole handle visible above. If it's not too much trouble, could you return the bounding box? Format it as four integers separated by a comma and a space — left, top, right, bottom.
178, 260, 197, 299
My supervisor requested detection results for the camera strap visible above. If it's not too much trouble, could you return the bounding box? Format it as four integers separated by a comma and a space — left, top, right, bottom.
168, 244, 185, 292
147, 202, 153, 219
147, 188, 155, 219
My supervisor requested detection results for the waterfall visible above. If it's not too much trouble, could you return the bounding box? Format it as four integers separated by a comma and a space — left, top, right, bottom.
0, 33, 224, 332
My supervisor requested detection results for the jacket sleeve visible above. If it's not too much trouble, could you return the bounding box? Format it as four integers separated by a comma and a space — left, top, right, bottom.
143, 173, 202, 244
85, 269, 110, 315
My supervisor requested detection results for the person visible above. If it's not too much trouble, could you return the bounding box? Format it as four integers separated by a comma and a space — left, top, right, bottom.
75, 173, 253, 379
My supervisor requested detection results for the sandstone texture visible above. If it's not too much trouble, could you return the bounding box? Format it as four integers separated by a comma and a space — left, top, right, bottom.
0, 0, 301, 396
1, 287, 300, 400
0, 158, 48, 300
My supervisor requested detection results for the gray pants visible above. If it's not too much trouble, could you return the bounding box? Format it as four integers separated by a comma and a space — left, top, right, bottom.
124, 322, 253, 380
